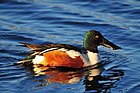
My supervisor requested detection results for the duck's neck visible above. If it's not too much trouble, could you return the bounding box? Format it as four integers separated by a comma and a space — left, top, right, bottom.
86, 50, 100, 65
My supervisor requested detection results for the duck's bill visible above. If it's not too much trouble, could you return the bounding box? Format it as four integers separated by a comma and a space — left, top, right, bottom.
101, 38, 121, 50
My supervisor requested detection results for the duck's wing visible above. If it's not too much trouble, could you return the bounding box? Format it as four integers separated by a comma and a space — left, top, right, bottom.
20, 42, 86, 53
20, 42, 47, 51
43, 44, 85, 53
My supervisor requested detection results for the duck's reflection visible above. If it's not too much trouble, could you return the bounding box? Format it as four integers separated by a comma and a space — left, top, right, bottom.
20, 63, 124, 92
84, 69, 124, 92
33, 66, 83, 84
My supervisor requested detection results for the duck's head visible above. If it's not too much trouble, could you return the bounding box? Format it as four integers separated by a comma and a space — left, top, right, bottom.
84, 30, 121, 53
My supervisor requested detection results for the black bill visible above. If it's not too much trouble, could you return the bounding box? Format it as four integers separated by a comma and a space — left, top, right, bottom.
101, 37, 121, 50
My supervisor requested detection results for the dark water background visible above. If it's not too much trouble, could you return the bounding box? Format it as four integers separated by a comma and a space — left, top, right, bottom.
0, 0, 140, 93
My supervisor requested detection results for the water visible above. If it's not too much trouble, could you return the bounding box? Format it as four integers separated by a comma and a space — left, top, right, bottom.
0, 0, 140, 93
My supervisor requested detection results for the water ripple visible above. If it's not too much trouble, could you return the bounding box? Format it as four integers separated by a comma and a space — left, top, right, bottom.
0, 0, 140, 93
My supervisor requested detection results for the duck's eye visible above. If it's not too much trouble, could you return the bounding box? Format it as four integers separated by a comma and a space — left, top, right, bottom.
95, 35, 99, 39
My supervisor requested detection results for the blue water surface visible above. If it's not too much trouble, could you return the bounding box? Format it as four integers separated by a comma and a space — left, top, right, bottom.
0, 0, 140, 93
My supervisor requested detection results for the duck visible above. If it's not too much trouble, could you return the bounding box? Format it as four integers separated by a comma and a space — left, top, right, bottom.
17, 30, 121, 68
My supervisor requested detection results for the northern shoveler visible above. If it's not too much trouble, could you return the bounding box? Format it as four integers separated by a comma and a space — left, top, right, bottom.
17, 30, 121, 68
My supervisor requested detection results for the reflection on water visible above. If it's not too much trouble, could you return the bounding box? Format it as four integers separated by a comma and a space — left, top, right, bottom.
84, 69, 124, 92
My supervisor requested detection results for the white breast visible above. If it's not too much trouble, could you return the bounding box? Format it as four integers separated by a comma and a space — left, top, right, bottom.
86, 50, 100, 66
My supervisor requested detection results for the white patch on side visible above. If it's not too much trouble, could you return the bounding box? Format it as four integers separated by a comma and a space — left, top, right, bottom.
66, 50, 88, 64
86, 51, 100, 65
66, 50, 81, 58
32, 55, 45, 64
59, 48, 88, 64
58, 48, 81, 58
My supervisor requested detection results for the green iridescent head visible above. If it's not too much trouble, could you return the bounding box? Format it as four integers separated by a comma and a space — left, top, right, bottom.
83, 30, 121, 53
